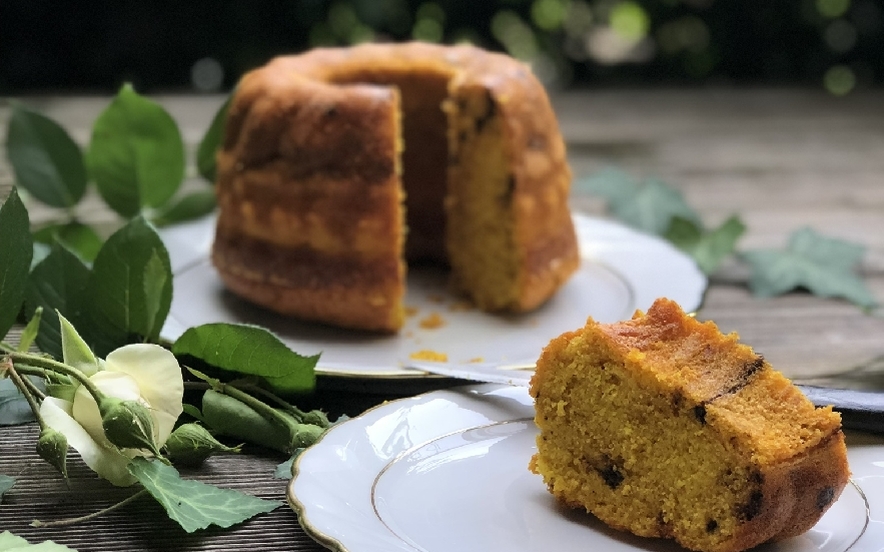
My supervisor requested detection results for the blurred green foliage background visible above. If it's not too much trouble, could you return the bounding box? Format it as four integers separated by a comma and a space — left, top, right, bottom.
1, 0, 880, 95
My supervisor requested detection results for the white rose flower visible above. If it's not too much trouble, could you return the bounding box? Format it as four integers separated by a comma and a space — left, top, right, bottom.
39, 343, 184, 486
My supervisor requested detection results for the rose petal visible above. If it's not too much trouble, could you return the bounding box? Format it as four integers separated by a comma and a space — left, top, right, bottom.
104, 344, 184, 444
40, 397, 136, 487
72, 371, 142, 448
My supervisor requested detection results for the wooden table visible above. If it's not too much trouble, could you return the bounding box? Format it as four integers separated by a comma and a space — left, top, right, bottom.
2, 89, 884, 551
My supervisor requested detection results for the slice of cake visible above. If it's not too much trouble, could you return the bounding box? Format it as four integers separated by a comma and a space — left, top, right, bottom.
529, 298, 849, 552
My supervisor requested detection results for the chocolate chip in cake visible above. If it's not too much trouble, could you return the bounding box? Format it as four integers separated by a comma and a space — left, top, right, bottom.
597, 459, 625, 489
739, 490, 764, 521
706, 519, 718, 533
693, 404, 707, 425
816, 486, 835, 510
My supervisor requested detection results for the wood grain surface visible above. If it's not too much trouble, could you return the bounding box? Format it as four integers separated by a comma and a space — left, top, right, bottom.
2, 89, 883, 551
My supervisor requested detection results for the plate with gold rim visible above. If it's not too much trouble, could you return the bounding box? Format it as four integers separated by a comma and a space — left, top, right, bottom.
288, 383, 883, 552
158, 213, 706, 381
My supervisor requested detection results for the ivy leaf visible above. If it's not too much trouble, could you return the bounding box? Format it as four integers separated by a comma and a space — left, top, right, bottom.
196, 96, 230, 183
127, 457, 281, 533
173, 323, 318, 394
5, 104, 88, 208
0, 378, 44, 426
86, 217, 173, 355
24, 244, 92, 360
0, 530, 79, 551
150, 189, 217, 227
0, 189, 33, 339
742, 227, 877, 308
32, 221, 103, 263
577, 167, 700, 235
86, 83, 185, 218
0, 475, 14, 498
665, 215, 746, 274
273, 450, 306, 479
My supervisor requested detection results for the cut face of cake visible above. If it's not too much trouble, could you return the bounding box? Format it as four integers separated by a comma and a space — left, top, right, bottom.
529, 298, 849, 552
212, 42, 580, 332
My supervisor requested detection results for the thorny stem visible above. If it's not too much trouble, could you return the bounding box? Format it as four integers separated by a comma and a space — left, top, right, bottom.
18, 372, 47, 401
183, 380, 305, 422
1, 357, 45, 428
186, 369, 298, 432
31, 488, 149, 528
7, 351, 105, 406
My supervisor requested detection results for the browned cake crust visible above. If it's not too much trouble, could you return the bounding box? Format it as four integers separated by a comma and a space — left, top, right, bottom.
529, 298, 850, 552
212, 42, 578, 332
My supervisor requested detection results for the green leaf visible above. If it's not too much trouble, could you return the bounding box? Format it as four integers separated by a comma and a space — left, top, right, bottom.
24, 244, 92, 360
127, 457, 281, 533
577, 168, 700, 235
742, 227, 877, 308
150, 189, 217, 227
86, 83, 185, 217
666, 215, 746, 275
0, 189, 34, 338
574, 166, 640, 204
0, 530, 79, 551
0, 475, 14, 498
86, 217, 173, 354
32, 221, 103, 262
16, 306, 42, 352
196, 96, 230, 183
173, 323, 318, 393
6, 104, 88, 208
273, 450, 305, 479
0, 378, 43, 425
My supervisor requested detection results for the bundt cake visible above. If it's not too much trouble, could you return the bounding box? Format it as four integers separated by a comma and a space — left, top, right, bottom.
212, 42, 579, 332
529, 298, 849, 552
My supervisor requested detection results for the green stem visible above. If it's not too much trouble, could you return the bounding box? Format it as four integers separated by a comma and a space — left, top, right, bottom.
31, 488, 149, 528
18, 371, 47, 401
0, 341, 15, 354
245, 385, 307, 422
214, 381, 298, 432
2, 357, 45, 428
8, 351, 104, 405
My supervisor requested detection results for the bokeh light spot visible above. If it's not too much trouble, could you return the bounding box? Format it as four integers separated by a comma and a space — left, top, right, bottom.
824, 19, 858, 53
610, 1, 651, 41
191, 58, 224, 92
531, 0, 569, 31
413, 18, 444, 42
817, 0, 851, 18
823, 64, 856, 94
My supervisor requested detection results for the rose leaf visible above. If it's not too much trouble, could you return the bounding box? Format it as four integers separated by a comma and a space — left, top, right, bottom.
173, 323, 318, 394
24, 244, 92, 360
85, 83, 185, 217
196, 96, 230, 183
5, 104, 88, 208
0, 189, 33, 338
86, 217, 172, 355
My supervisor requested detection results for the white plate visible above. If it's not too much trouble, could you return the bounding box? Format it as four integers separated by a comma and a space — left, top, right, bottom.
158, 214, 706, 379
288, 384, 883, 552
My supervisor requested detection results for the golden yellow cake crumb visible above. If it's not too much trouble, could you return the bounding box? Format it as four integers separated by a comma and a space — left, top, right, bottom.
418, 312, 446, 329
410, 350, 448, 362
530, 298, 849, 552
